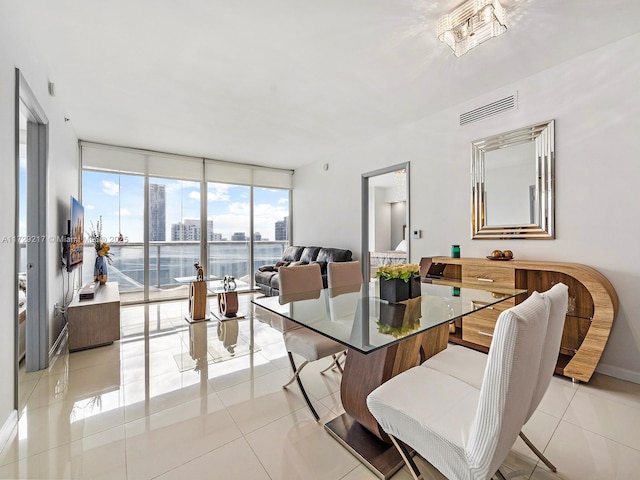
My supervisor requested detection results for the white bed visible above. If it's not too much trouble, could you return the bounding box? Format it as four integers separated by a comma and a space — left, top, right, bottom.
369, 250, 408, 277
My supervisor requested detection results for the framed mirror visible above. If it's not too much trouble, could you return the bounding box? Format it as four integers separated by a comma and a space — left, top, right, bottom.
471, 120, 555, 239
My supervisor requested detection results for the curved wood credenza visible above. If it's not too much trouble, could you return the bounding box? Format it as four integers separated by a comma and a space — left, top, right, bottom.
420, 257, 619, 383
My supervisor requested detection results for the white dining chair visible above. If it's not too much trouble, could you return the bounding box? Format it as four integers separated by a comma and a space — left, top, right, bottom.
422, 283, 568, 472
367, 290, 551, 480
278, 263, 346, 420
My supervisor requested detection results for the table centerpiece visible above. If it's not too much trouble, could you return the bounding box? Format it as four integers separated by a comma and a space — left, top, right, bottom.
376, 263, 421, 303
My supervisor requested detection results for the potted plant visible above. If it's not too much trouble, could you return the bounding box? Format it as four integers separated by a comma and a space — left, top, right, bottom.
376, 263, 421, 303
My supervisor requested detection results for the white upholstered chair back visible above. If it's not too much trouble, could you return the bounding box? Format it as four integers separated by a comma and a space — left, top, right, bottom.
526, 283, 568, 422
327, 261, 363, 295
278, 263, 323, 302
276, 263, 323, 331
467, 291, 550, 478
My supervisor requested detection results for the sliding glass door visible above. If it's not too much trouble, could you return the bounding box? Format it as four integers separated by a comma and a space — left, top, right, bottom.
147, 177, 201, 301
253, 187, 290, 270
206, 183, 251, 282
81, 171, 145, 301
81, 142, 292, 303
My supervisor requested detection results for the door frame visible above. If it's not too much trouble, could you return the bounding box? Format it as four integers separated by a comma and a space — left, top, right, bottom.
15, 69, 49, 384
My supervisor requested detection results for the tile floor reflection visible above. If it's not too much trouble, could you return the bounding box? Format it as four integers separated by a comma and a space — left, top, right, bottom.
1, 294, 639, 479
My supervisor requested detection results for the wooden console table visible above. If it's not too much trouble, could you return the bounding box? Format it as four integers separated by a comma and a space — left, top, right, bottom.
420, 257, 619, 382
68, 282, 120, 352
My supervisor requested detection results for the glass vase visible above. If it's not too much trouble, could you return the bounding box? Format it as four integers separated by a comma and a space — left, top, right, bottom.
94, 255, 108, 285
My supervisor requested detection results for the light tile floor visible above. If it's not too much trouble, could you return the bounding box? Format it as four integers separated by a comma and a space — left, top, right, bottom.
2, 294, 640, 479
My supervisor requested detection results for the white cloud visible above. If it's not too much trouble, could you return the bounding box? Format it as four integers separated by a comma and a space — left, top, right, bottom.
277, 198, 289, 204
163, 181, 184, 192
102, 180, 120, 196
189, 191, 200, 201
208, 186, 230, 202
84, 204, 96, 210
209, 214, 250, 239
228, 202, 249, 215
119, 208, 132, 217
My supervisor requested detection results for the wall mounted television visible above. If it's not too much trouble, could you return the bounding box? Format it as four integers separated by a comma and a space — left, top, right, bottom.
66, 196, 84, 272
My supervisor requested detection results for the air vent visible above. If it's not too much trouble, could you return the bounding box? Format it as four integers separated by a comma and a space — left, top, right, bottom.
459, 93, 517, 126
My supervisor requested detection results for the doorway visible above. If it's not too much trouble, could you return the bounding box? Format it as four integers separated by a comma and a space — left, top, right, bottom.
15, 69, 49, 413
361, 162, 410, 279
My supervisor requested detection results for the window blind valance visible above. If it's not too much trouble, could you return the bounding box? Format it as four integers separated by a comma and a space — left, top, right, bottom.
81, 142, 292, 189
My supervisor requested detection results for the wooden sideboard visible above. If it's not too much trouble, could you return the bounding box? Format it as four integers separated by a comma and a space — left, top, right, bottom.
419, 257, 618, 383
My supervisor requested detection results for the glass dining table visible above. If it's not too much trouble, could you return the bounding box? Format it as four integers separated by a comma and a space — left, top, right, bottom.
252, 280, 527, 479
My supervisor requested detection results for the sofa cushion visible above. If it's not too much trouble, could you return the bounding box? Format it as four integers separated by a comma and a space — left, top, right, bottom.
300, 246, 321, 264
317, 247, 352, 264
255, 270, 277, 286
282, 246, 305, 262
258, 265, 277, 272
270, 274, 281, 292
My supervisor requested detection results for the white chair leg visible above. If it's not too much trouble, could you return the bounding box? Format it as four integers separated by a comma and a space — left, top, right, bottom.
519, 431, 557, 472
283, 360, 309, 387
388, 434, 423, 480
320, 352, 345, 374
320, 356, 337, 374
285, 352, 319, 420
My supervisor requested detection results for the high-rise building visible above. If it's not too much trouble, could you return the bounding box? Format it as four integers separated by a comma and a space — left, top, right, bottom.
231, 232, 247, 241
171, 219, 214, 241
275, 216, 288, 241
149, 183, 166, 241
253, 232, 262, 241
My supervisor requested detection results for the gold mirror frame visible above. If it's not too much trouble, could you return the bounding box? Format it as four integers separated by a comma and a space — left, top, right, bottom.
471, 120, 555, 239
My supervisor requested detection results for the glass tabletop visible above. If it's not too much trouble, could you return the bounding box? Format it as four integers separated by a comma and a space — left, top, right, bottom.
206, 278, 252, 294
252, 281, 527, 354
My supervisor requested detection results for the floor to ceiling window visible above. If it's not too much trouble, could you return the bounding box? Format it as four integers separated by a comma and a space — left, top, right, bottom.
253, 186, 290, 270
207, 183, 251, 282
148, 177, 201, 301
81, 171, 145, 299
81, 143, 292, 304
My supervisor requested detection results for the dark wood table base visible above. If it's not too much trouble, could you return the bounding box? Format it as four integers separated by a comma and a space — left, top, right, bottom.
325, 413, 411, 480
325, 323, 450, 477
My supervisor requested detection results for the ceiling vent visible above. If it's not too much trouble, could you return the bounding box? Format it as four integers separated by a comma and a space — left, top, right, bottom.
459, 93, 517, 126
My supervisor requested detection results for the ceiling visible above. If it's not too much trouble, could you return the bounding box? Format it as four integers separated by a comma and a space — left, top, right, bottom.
7, 0, 640, 170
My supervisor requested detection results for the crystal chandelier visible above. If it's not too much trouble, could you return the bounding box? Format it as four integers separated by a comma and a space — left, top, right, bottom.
437, 0, 507, 57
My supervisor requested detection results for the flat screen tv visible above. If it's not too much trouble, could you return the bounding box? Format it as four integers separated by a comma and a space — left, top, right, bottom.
67, 196, 84, 272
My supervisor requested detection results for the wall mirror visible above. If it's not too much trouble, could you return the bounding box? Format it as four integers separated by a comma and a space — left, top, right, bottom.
471, 120, 555, 239
362, 162, 410, 279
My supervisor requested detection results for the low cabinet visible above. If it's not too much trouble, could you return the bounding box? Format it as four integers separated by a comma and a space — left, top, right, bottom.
68, 282, 120, 352
420, 257, 618, 382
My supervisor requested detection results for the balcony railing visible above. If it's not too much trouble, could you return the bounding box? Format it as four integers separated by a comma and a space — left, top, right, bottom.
80, 240, 287, 299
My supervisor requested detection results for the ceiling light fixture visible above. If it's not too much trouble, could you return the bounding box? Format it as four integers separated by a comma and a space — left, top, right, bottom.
437, 0, 507, 57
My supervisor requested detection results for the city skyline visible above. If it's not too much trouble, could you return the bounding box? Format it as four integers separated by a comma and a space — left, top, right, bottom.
82, 172, 290, 242
171, 219, 215, 241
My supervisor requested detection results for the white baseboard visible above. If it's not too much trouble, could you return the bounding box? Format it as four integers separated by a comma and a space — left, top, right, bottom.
0, 410, 18, 453
595, 363, 640, 384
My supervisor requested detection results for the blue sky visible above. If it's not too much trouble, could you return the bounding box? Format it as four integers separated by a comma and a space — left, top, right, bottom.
81, 171, 289, 242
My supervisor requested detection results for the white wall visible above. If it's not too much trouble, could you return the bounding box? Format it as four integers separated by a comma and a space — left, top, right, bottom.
294, 33, 640, 382
0, 14, 79, 436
